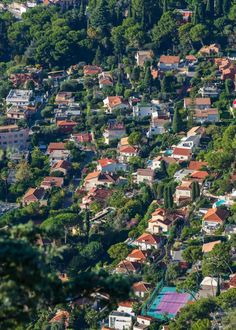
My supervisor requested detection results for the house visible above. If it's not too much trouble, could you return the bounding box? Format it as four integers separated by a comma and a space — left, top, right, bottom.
22, 187, 46, 206
147, 117, 170, 138
199, 44, 220, 56
133, 103, 157, 118
148, 217, 173, 235
126, 249, 149, 263
151, 156, 177, 170
132, 281, 151, 298
0, 125, 29, 151
47, 142, 66, 154
109, 311, 133, 330
103, 96, 128, 114
178, 9, 193, 22
198, 86, 219, 98
55, 92, 75, 105
98, 71, 113, 88
6, 105, 36, 121
56, 120, 77, 133
118, 144, 139, 163
135, 50, 153, 66
49, 149, 71, 165
115, 260, 141, 274
193, 108, 220, 123
49, 310, 70, 328
202, 240, 221, 253
103, 122, 126, 144
40, 176, 64, 190
83, 171, 119, 190
117, 301, 135, 316
159, 55, 180, 71
202, 208, 229, 233
174, 169, 194, 182
71, 132, 93, 144
50, 160, 71, 176
83, 65, 102, 76
136, 168, 155, 185
147, 208, 183, 234
175, 180, 193, 205
80, 187, 112, 209
134, 233, 161, 250
133, 316, 153, 330
184, 98, 211, 110
6, 89, 34, 107
172, 147, 192, 161
187, 126, 206, 137
185, 54, 197, 63
199, 277, 221, 297
97, 158, 127, 173
190, 170, 209, 184
188, 161, 208, 171
178, 135, 201, 152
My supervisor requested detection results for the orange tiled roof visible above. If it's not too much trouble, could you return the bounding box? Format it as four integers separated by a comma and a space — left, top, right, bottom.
160, 55, 180, 64
203, 208, 228, 223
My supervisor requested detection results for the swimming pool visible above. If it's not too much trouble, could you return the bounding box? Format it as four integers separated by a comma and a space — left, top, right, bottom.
214, 199, 226, 208
165, 149, 173, 156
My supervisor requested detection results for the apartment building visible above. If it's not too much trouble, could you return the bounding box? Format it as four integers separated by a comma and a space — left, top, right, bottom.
0, 125, 29, 150
6, 89, 34, 106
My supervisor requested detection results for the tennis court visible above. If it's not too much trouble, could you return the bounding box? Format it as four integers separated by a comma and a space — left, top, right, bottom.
145, 286, 192, 320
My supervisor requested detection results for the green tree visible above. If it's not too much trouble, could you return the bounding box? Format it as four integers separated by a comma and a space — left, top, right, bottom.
190, 24, 208, 46
108, 242, 129, 262
172, 107, 183, 133
128, 131, 142, 145
164, 185, 173, 209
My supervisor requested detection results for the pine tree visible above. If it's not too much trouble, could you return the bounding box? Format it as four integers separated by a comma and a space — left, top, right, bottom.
192, 181, 200, 201
172, 107, 183, 133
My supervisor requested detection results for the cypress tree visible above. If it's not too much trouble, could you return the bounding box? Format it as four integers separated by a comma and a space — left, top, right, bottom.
160, 160, 167, 177
172, 107, 183, 133
222, 0, 231, 15
164, 185, 173, 209
163, 0, 168, 13
215, 0, 223, 17
206, 0, 214, 19
143, 66, 153, 92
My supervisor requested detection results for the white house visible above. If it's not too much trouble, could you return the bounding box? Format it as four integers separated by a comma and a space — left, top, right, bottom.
117, 301, 135, 316
6, 89, 34, 106
97, 158, 127, 173
134, 233, 161, 250
147, 117, 170, 138
177, 135, 201, 152
103, 96, 128, 113
109, 311, 133, 330
133, 103, 157, 118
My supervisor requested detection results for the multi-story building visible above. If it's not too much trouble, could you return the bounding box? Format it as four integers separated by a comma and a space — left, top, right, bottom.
6, 89, 34, 107
0, 125, 29, 150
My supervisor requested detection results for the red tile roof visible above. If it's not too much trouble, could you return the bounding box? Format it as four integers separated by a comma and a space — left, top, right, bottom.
173, 147, 192, 157
136, 233, 160, 245
188, 161, 208, 171
203, 208, 229, 223
160, 55, 180, 64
